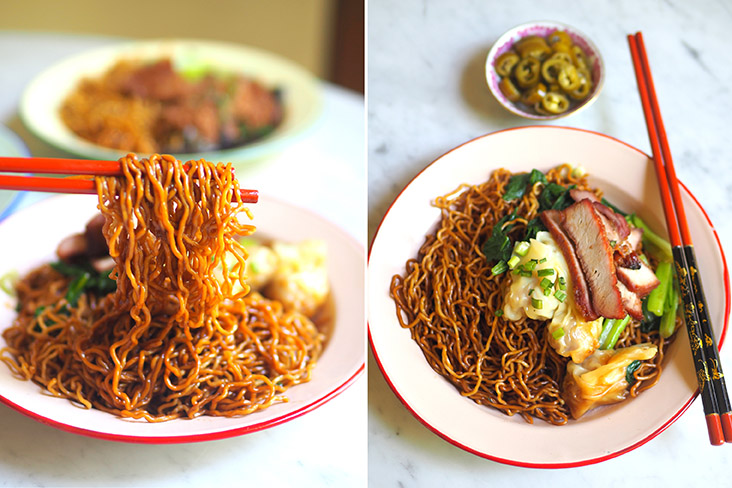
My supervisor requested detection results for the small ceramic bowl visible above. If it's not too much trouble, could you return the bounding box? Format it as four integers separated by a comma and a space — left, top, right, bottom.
485, 21, 604, 120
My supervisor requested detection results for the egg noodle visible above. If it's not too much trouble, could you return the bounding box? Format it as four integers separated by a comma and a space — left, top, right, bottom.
389, 165, 672, 424
1, 154, 323, 421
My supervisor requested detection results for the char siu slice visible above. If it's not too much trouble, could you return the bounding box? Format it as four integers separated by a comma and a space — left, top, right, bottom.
616, 262, 660, 298
540, 210, 598, 320
561, 200, 626, 319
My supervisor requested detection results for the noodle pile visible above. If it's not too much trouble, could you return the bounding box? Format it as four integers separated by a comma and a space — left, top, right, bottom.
390, 165, 673, 424
60, 60, 283, 154
1, 154, 323, 421
61, 62, 160, 153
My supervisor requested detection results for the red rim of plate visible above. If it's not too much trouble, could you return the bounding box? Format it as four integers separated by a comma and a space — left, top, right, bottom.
0, 193, 365, 444
368, 125, 730, 469
0, 366, 364, 444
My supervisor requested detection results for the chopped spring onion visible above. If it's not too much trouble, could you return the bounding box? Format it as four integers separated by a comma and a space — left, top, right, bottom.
558, 276, 567, 290
537, 268, 555, 277
538, 257, 547, 264
600, 315, 632, 350
554, 289, 567, 302
0, 270, 19, 297
531, 297, 543, 309
610, 240, 617, 248
552, 327, 565, 340
514, 241, 530, 257
491, 260, 508, 276
571, 165, 587, 178
540, 277, 553, 290
495, 309, 504, 317
524, 259, 537, 271
528, 288, 534, 296
520, 270, 533, 277
507, 255, 521, 269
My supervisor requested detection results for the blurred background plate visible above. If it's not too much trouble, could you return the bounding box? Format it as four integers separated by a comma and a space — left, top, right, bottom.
19, 39, 323, 166
0, 125, 28, 221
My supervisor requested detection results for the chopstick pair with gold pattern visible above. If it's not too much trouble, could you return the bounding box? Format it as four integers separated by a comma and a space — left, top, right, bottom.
628, 31, 732, 446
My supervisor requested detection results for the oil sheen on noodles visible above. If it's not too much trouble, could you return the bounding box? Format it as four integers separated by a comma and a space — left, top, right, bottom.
0, 154, 323, 421
389, 165, 670, 425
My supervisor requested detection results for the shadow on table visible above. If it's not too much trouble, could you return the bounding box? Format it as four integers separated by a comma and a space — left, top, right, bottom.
367, 347, 522, 474
458, 45, 541, 128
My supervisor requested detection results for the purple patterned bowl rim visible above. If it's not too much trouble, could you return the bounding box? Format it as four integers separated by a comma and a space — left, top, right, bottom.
485, 21, 605, 120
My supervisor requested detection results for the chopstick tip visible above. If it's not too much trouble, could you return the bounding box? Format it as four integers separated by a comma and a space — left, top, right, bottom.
720, 412, 732, 443
706, 414, 725, 446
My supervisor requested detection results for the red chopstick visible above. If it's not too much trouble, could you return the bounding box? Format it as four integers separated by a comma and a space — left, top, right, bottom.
628, 32, 732, 445
0, 157, 258, 203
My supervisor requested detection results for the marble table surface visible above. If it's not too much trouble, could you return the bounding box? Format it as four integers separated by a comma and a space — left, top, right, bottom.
0, 33, 366, 487
368, 0, 732, 485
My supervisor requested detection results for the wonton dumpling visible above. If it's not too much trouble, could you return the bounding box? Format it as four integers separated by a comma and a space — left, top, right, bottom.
264, 240, 329, 317
563, 343, 658, 419
548, 310, 603, 363
503, 231, 602, 363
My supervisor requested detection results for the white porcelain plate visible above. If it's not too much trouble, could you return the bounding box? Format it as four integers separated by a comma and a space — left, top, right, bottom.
368, 126, 729, 467
20, 39, 322, 165
0, 194, 364, 443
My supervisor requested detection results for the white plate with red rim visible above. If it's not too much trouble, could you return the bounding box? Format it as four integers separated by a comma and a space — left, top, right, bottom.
368, 126, 729, 468
0, 194, 364, 443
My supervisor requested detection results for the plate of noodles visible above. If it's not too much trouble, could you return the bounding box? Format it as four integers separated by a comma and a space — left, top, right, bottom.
368, 126, 729, 467
20, 39, 322, 165
0, 155, 363, 442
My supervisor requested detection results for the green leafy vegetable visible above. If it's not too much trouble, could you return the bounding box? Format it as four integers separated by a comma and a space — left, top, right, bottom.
626, 214, 673, 263
50, 261, 116, 297
503, 169, 547, 202
538, 183, 576, 211
524, 181, 576, 239
626, 360, 642, 385
481, 211, 518, 264
646, 261, 672, 317
601, 197, 628, 216
660, 280, 679, 338
599, 315, 632, 350
65, 273, 90, 307
524, 217, 545, 241
640, 297, 661, 333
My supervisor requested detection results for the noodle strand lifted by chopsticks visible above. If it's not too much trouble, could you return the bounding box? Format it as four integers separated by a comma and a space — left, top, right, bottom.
1, 154, 323, 421
390, 165, 671, 424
